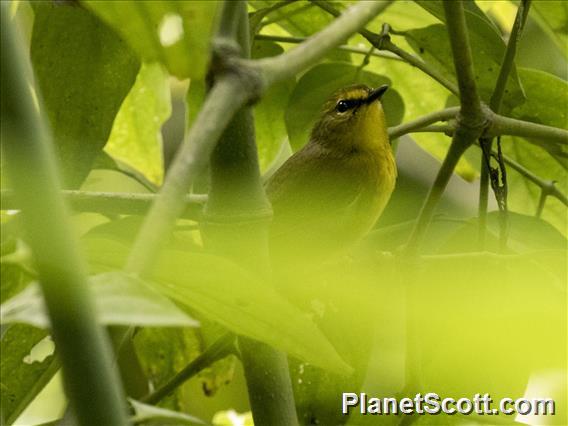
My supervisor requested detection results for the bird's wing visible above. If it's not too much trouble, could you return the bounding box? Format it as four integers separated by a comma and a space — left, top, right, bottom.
265, 143, 368, 239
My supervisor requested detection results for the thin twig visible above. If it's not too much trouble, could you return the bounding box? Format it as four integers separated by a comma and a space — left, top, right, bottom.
0, 190, 206, 219
255, 34, 402, 61
311, 1, 459, 95
141, 333, 236, 405
479, 0, 532, 248
387, 107, 459, 139
255, 1, 393, 86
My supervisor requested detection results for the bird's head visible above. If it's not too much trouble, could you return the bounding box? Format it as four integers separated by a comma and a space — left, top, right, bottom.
310, 84, 390, 152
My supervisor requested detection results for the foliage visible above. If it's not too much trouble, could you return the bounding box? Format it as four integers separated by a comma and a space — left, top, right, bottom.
1, 1, 566, 425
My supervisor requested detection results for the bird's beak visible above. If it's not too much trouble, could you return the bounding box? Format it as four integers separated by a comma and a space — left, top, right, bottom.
366, 84, 389, 104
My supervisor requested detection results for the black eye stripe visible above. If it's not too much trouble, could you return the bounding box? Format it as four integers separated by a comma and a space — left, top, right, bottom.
336, 99, 361, 112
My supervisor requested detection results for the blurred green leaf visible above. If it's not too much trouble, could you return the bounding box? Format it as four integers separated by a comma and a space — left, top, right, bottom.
439, 211, 567, 254
416, 0, 500, 31
504, 68, 568, 234
105, 62, 171, 185
405, 14, 525, 112
1, 272, 199, 329
81, 169, 151, 194
0, 325, 59, 425
531, 1, 568, 55
83, 1, 219, 80
510, 68, 567, 157
133, 328, 201, 412
129, 398, 205, 425
285, 62, 404, 151
81, 237, 352, 374
409, 252, 566, 401
250, 0, 351, 62
250, 1, 330, 36
0, 238, 33, 303
30, 2, 140, 188
505, 137, 567, 235
251, 41, 295, 171
155, 251, 352, 374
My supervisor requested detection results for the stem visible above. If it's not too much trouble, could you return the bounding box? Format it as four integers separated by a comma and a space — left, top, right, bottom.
535, 189, 547, 218
255, 34, 403, 61
1, 7, 128, 426
381, 39, 458, 95
0, 190, 206, 219
404, 129, 473, 253
311, 1, 459, 95
479, 0, 532, 248
482, 144, 567, 206
141, 333, 236, 405
203, 3, 298, 424
406, 1, 486, 254
443, 3, 485, 125
487, 113, 568, 145
125, 75, 249, 275
256, 1, 392, 85
490, 0, 532, 112
387, 107, 459, 139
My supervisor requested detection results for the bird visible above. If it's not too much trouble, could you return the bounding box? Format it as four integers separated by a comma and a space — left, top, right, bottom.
265, 84, 397, 271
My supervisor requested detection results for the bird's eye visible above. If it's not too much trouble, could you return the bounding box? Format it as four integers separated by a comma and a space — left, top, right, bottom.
336, 100, 350, 113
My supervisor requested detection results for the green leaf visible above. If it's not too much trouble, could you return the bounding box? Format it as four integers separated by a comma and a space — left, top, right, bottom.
250, 1, 351, 62
30, 2, 140, 188
409, 252, 566, 400
133, 328, 201, 412
82, 237, 352, 374
83, 1, 219, 80
251, 41, 295, 171
415, 0, 501, 32
129, 398, 205, 425
0, 325, 59, 425
531, 1, 568, 55
505, 137, 567, 235
511, 68, 568, 156
285, 62, 404, 151
504, 68, 568, 233
405, 15, 526, 112
439, 211, 567, 255
1, 272, 199, 329
154, 251, 352, 374
105, 62, 171, 185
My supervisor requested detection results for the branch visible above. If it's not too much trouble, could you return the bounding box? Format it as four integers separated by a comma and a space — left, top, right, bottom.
490, 0, 532, 112
141, 333, 236, 405
205, 3, 298, 424
442, 4, 485, 125
387, 107, 459, 139
385, 107, 567, 144
487, 113, 568, 145
1, 6, 128, 425
479, 0, 532, 247
254, 34, 403, 62
0, 190, 206, 220
405, 1, 486, 254
125, 74, 250, 275
311, 1, 459, 95
483, 144, 568, 206
255, 1, 393, 85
